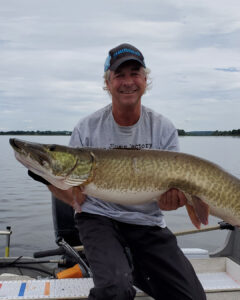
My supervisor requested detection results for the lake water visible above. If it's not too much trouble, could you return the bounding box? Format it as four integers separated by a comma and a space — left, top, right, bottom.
0, 135, 240, 257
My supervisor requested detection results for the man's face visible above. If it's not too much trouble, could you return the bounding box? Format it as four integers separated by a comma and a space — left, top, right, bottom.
106, 61, 147, 108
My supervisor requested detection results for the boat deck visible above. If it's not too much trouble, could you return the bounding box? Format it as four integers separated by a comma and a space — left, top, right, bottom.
191, 257, 240, 300
0, 257, 239, 300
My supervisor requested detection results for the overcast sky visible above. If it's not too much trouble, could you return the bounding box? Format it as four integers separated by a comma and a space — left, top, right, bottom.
1, 0, 240, 132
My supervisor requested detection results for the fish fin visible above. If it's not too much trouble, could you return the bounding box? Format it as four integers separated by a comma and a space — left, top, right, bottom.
185, 196, 210, 229
191, 195, 209, 226
185, 203, 201, 229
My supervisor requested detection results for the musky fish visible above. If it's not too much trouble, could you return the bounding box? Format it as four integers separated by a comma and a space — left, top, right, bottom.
9, 138, 240, 229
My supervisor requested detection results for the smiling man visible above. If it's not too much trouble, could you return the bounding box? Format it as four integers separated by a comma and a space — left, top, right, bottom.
106, 61, 147, 125
49, 43, 206, 300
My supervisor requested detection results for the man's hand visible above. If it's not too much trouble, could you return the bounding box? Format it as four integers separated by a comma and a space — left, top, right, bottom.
71, 186, 86, 212
27, 170, 85, 211
158, 188, 187, 211
48, 185, 85, 212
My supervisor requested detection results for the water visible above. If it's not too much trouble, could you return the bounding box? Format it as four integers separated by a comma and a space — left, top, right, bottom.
0, 135, 240, 256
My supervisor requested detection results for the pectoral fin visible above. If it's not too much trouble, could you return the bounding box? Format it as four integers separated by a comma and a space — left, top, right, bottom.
185, 203, 201, 229
185, 196, 210, 229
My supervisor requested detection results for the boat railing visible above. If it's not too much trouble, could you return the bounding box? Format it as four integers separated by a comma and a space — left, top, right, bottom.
210, 226, 240, 264
0, 226, 12, 257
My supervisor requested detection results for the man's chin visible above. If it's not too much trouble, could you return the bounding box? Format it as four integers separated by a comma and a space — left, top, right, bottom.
120, 98, 141, 108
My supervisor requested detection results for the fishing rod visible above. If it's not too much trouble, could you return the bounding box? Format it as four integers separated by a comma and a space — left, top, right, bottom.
33, 237, 92, 278
0, 256, 65, 266
174, 221, 234, 236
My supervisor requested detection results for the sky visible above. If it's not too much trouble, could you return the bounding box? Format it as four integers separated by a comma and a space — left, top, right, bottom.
0, 0, 240, 132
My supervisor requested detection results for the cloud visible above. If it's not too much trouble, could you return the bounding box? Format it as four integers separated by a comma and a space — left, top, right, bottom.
215, 67, 240, 72
0, 0, 240, 131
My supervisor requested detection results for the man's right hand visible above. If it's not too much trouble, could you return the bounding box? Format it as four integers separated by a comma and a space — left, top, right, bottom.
48, 185, 86, 212
28, 170, 86, 211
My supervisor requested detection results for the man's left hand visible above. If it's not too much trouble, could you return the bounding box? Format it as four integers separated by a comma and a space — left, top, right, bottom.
158, 188, 187, 211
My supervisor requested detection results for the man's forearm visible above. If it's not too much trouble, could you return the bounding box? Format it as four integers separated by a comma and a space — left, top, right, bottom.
48, 185, 74, 206
48, 185, 85, 212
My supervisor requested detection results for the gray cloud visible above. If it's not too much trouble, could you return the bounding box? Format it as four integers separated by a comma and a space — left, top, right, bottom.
0, 0, 240, 131
215, 67, 240, 72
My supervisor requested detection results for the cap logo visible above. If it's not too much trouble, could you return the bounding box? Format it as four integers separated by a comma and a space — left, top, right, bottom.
113, 48, 141, 58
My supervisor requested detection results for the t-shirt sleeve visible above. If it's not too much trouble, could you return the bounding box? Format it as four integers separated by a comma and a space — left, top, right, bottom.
69, 126, 84, 147
164, 128, 180, 151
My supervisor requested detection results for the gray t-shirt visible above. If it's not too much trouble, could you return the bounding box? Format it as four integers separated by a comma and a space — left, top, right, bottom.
69, 104, 180, 227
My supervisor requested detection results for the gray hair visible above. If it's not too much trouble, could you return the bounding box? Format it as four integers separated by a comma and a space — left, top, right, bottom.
103, 67, 152, 93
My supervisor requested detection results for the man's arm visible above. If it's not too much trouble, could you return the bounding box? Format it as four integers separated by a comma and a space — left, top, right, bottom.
28, 170, 85, 211
48, 185, 85, 212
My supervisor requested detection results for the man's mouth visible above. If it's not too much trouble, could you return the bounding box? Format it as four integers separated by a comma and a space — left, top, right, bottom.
119, 89, 137, 94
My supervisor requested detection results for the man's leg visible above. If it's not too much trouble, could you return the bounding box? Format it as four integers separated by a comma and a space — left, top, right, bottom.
120, 223, 206, 300
75, 212, 136, 300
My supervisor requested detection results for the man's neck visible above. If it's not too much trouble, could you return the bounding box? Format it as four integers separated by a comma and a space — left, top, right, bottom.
112, 103, 141, 126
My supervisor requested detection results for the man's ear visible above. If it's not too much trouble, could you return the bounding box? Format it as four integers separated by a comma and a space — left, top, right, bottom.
105, 78, 111, 91
144, 75, 147, 87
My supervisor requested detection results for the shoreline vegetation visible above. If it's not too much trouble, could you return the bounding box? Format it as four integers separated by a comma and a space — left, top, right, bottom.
0, 129, 239, 136
177, 129, 240, 136
0, 130, 72, 136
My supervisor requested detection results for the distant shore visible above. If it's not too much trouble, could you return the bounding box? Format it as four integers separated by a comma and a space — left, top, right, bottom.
0, 129, 239, 136
178, 129, 240, 136
0, 130, 72, 136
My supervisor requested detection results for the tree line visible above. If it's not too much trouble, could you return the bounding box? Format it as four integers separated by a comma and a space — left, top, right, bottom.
0, 129, 239, 136
178, 129, 240, 136
0, 130, 72, 135
211, 129, 240, 136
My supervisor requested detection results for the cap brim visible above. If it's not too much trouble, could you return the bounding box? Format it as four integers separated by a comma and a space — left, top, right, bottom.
109, 56, 145, 71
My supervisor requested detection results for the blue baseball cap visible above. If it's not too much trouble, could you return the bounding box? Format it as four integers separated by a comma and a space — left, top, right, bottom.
104, 43, 146, 72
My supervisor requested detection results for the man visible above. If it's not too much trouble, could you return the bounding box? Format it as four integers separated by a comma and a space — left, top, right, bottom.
49, 43, 206, 299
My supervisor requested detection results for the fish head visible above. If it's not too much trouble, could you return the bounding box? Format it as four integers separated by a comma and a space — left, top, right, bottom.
9, 138, 93, 189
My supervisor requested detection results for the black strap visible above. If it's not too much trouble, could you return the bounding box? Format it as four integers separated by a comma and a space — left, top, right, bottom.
28, 170, 50, 185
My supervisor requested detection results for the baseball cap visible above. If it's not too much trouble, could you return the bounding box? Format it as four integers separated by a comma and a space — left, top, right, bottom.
104, 43, 146, 72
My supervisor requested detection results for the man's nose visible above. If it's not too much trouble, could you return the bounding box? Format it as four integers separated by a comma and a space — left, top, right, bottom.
122, 75, 134, 85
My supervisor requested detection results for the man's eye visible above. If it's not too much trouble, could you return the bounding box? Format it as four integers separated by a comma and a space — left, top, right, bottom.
115, 74, 123, 78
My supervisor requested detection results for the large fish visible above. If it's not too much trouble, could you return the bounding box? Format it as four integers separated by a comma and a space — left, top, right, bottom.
9, 138, 240, 229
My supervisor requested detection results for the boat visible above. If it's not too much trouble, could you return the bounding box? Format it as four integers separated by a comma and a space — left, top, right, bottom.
1, 197, 240, 299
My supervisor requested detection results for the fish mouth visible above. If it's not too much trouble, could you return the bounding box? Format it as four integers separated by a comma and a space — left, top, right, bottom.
9, 138, 35, 153
9, 138, 51, 167
9, 138, 21, 151
9, 138, 78, 189
10, 138, 45, 153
